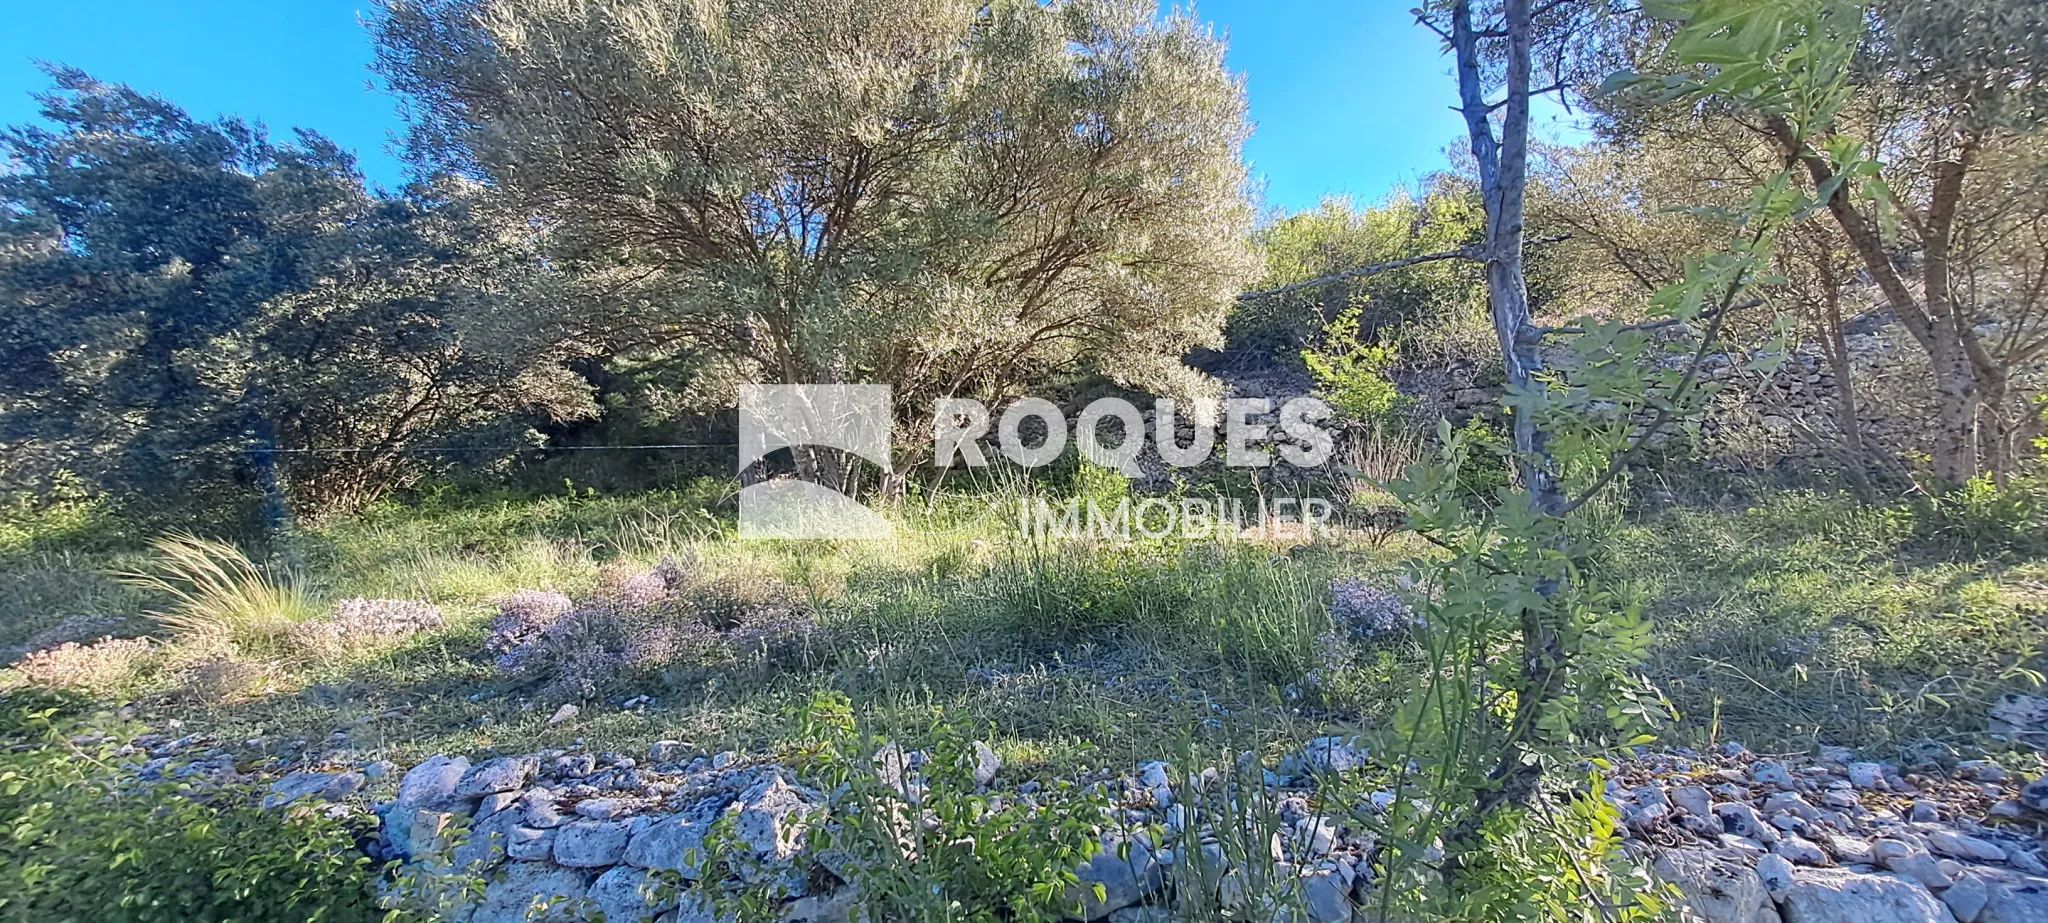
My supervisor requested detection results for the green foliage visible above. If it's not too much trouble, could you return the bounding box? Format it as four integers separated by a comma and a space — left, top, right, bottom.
1302, 307, 1405, 427
1237, 184, 1489, 362
707, 691, 1103, 923
1914, 473, 2048, 557
0, 711, 391, 923
376, 0, 1259, 419
0, 68, 599, 521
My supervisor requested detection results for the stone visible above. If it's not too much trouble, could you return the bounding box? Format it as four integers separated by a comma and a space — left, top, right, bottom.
786, 885, 862, 923
1765, 792, 1820, 821
506, 825, 555, 861
625, 809, 716, 878
732, 775, 820, 860
1299, 868, 1353, 923
1776, 836, 1831, 867
1846, 763, 1885, 789
384, 756, 472, 857
1106, 909, 1172, 923
1757, 853, 1798, 898
1651, 849, 1779, 923
398, 755, 471, 806
1302, 736, 1369, 775
1716, 802, 1779, 843
263, 770, 364, 809
648, 741, 688, 764
1775, 867, 1956, 923
1987, 694, 2048, 740
1670, 785, 1712, 818
1975, 870, 2048, 923
469, 861, 594, 923
1751, 760, 1795, 788
1911, 800, 1943, 823
554, 819, 631, 867
452, 805, 526, 872
1291, 817, 1339, 859
970, 740, 1001, 788
1826, 835, 1874, 866
586, 865, 680, 923
1927, 830, 2006, 864
2020, 777, 2048, 814
1884, 850, 1955, 890
547, 704, 580, 725
458, 757, 536, 797
1067, 836, 1165, 920
1942, 873, 1990, 923
1955, 761, 2008, 784
475, 790, 521, 822
521, 788, 567, 828
576, 798, 626, 820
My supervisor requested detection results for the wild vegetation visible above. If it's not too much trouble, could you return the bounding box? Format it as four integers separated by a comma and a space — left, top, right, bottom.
3, 0, 2047, 921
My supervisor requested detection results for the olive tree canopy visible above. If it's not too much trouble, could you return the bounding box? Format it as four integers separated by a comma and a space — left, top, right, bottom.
374, 0, 1259, 424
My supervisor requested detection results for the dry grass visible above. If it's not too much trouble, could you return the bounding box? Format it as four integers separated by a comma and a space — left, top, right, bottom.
118, 533, 321, 654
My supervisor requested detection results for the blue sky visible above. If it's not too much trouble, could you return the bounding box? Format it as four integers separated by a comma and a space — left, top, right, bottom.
0, 0, 1582, 214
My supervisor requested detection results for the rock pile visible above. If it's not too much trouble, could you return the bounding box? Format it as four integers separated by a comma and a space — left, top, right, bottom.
257, 733, 2044, 923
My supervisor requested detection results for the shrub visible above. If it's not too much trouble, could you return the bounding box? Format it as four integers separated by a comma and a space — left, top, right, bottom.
1328, 577, 1418, 641
490, 565, 821, 699
710, 692, 1102, 923
288, 598, 446, 659
13, 613, 127, 659
10, 636, 154, 693
1303, 306, 1406, 426
0, 734, 393, 923
118, 533, 320, 654
483, 588, 577, 660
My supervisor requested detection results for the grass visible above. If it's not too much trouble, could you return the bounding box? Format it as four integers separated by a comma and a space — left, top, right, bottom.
3, 475, 2044, 778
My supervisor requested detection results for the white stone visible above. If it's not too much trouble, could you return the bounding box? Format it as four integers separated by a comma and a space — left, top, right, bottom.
1774, 867, 1956, 923
1927, 830, 2006, 864
458, 756, 536, 797
554, 819, 631, 867
1067, 836, 1164, 920
1651, 849, 1779, 923
470, 862, 594, 923
586, 865, 680, 923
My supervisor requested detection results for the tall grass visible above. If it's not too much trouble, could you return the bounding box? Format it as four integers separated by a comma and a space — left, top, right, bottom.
119, 533, 321, 654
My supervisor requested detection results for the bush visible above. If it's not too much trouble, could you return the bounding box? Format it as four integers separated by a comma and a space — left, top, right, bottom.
710, 692, 1102, 923
0, 716, 392, 923
1302, 307, 1405, 426
287, 598, 446, 660
10, 636, 155, 694
489, 562, 821, 699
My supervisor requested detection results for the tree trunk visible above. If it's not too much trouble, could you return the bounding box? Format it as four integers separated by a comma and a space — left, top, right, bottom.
1443, 0, 1569, 873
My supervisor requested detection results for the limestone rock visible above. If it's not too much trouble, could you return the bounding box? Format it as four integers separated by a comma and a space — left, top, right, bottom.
457, 757, 536, 797
1927, 830, 2006, 864
470, 861, 593, 923
1067, 836, 1165, 920
1651, 849, 1779, 923
1969, 869, 2048, 923
554, 819, 632, 867
625, 808, 716, 878
263, 770, 364, 809
1775, 867, 1955, 923
971, 740, 1001, 788
586, 865, 681, 923
732, 775, 820, 860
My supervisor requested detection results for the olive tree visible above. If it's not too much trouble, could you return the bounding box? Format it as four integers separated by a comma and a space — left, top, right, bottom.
374, 0, 1259, 487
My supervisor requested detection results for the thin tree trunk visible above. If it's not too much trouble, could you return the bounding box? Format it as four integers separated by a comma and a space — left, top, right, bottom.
1444, 0, 1569, 871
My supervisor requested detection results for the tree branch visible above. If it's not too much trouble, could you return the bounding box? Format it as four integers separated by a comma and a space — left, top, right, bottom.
1235, 235, 1570, 302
